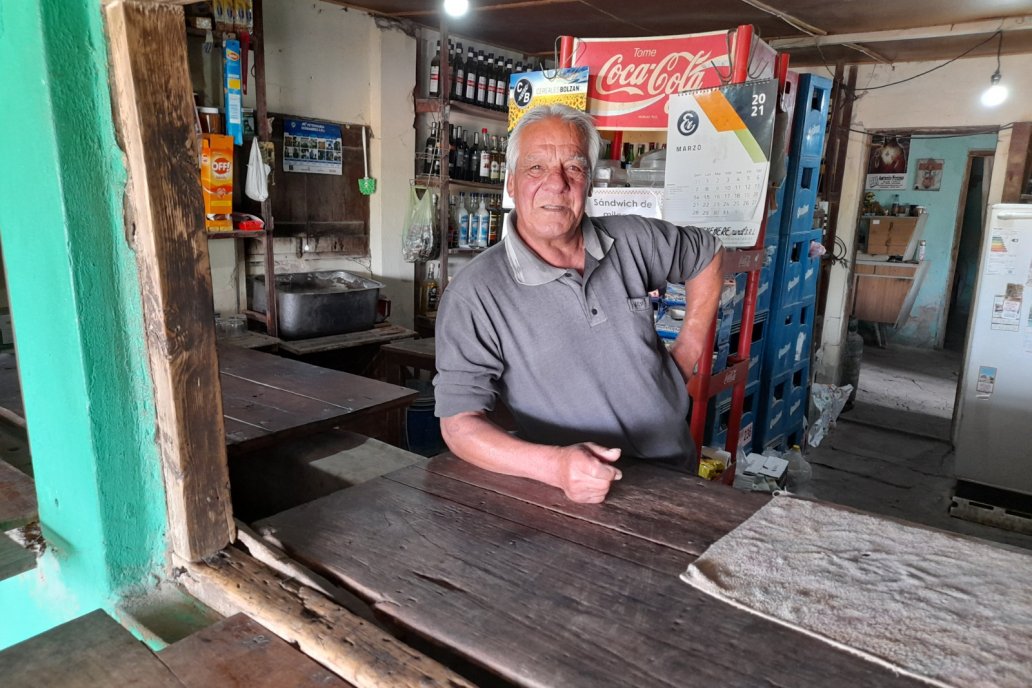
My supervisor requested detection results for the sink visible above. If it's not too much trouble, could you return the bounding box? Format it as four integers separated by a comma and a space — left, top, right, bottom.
249, 270, 384, 340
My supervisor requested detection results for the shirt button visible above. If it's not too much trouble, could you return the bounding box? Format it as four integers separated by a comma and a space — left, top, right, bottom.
564, 272, 571, 278
591, 308, 598, 315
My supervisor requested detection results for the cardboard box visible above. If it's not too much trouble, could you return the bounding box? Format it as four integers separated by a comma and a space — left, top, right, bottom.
201, 134, 233, 231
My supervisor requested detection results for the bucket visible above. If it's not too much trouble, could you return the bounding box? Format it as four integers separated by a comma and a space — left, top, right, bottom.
404, 380, 445, 457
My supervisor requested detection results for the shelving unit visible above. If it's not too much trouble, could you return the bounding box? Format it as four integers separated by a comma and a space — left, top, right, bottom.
411, 23, 518, 333
188, 0, 278, 337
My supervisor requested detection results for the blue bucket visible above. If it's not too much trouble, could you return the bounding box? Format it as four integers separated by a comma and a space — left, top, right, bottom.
404, 379, 445, 456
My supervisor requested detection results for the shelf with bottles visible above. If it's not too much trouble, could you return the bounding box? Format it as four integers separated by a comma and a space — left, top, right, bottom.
415, 98, 507, 123
416, 120, 509, 189
426, 37, 528, 115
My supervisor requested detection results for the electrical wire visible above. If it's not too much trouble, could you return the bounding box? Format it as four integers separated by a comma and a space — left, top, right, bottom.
815, 29, 1003, 98
846, 122, 1015, 139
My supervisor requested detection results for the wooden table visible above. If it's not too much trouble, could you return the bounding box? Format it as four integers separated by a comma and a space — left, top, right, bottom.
218, 345, 417, 452
257, 455, 926, 687
0, 348, 419, 452
380, 337, 435, 387
277, 323, 417, 357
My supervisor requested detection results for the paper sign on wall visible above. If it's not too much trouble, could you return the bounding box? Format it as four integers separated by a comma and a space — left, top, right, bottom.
865, 135, 910, 190
587, 187, 663, 219
507, 67, 588, 133
662, 79, 777, 248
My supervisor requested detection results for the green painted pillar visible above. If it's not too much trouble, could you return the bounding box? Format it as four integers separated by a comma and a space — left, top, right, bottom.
0, 0, 169, 648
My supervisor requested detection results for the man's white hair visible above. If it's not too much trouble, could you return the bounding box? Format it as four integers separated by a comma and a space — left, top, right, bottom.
505, 104, 602, 179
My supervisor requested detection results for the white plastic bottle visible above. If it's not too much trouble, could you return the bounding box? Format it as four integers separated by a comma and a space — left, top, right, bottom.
475, 196, 490, 248
457, 192, 470, 247
467, 193, 480, 248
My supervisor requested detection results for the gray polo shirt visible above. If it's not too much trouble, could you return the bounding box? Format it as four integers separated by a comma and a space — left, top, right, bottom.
434, 211, 721, 466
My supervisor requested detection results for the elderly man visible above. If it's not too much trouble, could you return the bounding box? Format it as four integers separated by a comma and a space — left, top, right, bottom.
434, 104, 723, 503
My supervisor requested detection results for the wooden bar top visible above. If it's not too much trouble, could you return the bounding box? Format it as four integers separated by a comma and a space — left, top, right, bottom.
257, 455, 926, 687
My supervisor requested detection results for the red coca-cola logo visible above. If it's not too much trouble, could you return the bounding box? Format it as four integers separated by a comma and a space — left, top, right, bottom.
596, 51, 714, 98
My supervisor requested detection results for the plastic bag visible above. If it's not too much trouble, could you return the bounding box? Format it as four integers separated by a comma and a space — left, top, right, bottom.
402, 188, 437, 263
807, 383, 853, 448
245, 137, 269, 202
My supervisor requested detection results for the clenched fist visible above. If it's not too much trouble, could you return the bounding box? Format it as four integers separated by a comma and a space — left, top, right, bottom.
555, 443, 623, 503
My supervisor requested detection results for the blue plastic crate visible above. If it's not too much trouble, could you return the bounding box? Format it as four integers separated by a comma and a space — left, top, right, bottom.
770, 229, 823, 310
714, 303, 735, 345
705, 380, 760, 449
732, 265, 772, 324
782, 155, 821, 236
756, 371, 790, 444
765, 300, 816, 377
795, 74, 832, 159
784, 361, 810, 434
797, 230, 824, 305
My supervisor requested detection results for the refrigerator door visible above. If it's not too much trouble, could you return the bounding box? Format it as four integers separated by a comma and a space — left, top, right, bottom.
954, 204, 1032, 495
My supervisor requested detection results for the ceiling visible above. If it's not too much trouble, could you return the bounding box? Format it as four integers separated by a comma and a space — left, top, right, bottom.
325, 0, 1032, 66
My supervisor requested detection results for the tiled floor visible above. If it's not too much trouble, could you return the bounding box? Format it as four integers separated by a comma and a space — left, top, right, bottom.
807, 343, 1032, 552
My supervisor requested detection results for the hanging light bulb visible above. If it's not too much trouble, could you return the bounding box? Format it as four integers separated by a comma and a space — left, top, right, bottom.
981, 71, 1008, 107
980, 31, 1008, 108
443, 0, 469, 17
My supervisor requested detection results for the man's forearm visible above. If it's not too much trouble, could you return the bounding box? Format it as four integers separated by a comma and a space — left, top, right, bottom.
671, 249, 724, 378
440, 411, 564, 488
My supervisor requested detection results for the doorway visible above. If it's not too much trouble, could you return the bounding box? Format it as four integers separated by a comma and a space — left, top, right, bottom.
845, 143, 995, 443
943, 153, 994, 351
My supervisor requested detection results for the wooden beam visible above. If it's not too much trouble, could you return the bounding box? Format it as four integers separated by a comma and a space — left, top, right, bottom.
175, 546, 475, 688
1002, 122, 1032, 203
771, 16, 1032, 50
104, 0, 234, 561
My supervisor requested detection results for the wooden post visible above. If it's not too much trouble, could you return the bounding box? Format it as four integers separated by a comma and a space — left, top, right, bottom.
252, 0, 279, 337
105, 0, 234, 561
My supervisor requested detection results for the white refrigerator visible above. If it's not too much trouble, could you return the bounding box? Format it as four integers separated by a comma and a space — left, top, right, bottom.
954, 203, 1032, 496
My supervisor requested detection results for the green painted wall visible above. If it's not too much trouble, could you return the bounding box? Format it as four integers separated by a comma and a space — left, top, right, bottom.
0, 0, 169, 649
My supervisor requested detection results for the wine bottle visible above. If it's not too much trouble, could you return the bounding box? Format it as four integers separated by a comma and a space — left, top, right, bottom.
429, 40, 441, 98
464, 46, 477, 103
423, 121, 438, 175
452, 42, 465, 102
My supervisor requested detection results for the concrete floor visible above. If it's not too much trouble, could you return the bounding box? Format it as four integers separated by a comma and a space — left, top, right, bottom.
807, 343, 1032, 552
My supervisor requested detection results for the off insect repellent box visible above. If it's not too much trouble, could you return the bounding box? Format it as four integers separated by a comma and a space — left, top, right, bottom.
201, 134, 233, 232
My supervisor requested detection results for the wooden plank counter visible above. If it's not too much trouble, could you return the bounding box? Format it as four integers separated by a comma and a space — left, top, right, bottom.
256, 455, 926, 687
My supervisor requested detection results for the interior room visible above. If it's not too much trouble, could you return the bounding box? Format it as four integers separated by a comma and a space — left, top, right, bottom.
2, 0, 1032, 685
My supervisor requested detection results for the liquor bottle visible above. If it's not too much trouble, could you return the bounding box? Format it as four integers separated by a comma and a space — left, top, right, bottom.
448, 125, 461, 178
475, 196, 490, 248
467, 131, 479, 182
499, 136, 507, 177
476, 51, 488, 107
447, 193, 457, 249
495, 57, 507, 109
478, 128, 492, 183
429, 40, 441, 98
489, 135, 501, 184
464, 46, 478, 103
427, 264, 439, 311
457, 192, 470, 247
487, 194, 500, 245
452, 42, 465, 102
486, 54, 498, 111
468, 193, 480, 246
422, 121, 438, 175
457, 131, 470, 182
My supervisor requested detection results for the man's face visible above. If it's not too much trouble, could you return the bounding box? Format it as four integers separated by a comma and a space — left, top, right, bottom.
507, 118, 590, 243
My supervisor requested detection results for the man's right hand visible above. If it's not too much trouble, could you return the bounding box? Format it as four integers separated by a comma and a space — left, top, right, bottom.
555, 443, 623, 504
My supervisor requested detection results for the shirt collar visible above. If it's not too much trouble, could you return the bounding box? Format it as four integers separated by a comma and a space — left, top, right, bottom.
503, 212, 614, 286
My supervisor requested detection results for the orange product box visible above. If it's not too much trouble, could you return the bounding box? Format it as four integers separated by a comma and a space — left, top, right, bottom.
201, 134, 233, 231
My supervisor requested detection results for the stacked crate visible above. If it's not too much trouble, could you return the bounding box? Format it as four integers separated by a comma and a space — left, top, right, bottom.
754, 73, 832, 452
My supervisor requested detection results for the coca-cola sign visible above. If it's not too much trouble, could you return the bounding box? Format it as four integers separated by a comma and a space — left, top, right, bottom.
572, 32, 774, 130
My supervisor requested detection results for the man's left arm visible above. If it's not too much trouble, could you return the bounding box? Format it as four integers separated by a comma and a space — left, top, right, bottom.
670, 248, 723, 384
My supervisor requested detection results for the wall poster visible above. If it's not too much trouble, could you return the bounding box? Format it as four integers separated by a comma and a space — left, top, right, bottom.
282, 118, 343, 175
865, 135, 910, 190
663, 79, 778, 248
914, 158, 944, 191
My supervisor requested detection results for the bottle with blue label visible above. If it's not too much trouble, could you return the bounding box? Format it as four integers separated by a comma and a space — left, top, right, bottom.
468, 193, 480, 248
475, 196, 490, 248
457, 192, 470, 247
